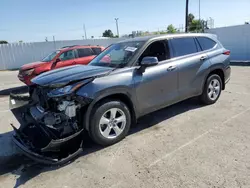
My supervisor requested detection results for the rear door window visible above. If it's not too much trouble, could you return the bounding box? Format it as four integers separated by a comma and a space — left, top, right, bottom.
91, 47, 102, 55
77, 48, 94, 58
170, 37, 198, 57
196, 37, 217, 51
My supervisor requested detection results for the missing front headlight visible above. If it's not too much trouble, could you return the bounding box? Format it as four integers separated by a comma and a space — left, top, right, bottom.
47, 78, 94, 98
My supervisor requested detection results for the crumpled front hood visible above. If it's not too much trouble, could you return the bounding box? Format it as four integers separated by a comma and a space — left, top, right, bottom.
31, 65, 112, 87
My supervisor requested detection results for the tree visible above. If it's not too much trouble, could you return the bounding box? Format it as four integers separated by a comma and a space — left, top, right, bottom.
188, 13, 195, 25
0, 40, 8, 44
167, 24, 177, 33
102, 29, 114, 38
187, 13, 208, 32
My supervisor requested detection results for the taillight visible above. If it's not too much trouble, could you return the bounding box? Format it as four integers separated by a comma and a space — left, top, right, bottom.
223, 50, 230, 55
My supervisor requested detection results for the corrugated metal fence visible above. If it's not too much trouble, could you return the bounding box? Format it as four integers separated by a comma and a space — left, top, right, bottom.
0, 38, 122, 70
1, 25, 250, 70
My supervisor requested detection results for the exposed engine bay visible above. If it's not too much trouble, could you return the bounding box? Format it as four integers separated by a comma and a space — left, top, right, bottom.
10, 85, 92, 165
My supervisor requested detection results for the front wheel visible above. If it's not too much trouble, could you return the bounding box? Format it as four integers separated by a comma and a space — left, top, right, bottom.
200, 74, 222, 105
89, 100, 131, 146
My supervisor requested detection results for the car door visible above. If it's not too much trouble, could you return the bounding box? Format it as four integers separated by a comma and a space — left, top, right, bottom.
169, 37, 211, 100
134, 40, 179, 115
74, 48, 96, 65
54, 49, 76, 69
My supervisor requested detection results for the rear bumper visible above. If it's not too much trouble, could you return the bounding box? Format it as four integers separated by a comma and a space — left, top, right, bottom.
224, 66, 231, 85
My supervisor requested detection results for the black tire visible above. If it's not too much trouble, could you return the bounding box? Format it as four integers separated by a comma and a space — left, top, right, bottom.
89, 100, 131, 146
200, 74, 222, 105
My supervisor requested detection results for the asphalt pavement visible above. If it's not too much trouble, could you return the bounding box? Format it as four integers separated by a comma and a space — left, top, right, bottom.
0, 66, 250, 188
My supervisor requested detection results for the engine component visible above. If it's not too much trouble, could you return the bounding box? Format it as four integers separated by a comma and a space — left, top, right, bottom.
65, 103, 76, 118
58, 101, 77, 118
58, 101, 71, 111
44, 113, 61, 126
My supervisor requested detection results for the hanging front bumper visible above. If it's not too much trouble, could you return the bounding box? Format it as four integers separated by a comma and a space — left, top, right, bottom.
9, 92, 84, 165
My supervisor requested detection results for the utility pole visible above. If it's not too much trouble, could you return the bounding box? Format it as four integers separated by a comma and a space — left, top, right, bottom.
199, 0, 201, 31
115, 18, 119, 37
199, 0, 201, 21
83, 24, 87, 39
185, 0, 189, 33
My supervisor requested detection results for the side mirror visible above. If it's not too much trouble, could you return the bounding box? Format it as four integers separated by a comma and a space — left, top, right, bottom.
140, 56, 158, 67
51, 58, 61, 69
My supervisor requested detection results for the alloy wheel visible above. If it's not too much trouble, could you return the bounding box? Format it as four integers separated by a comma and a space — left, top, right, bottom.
207, 78, 221, 101
99, 108, 126, 139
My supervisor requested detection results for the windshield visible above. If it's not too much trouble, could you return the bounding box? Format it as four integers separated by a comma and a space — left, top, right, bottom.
42, 50, 60, 62
89, 41, 145, 67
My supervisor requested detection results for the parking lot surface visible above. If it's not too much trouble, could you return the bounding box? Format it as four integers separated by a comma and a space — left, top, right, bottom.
0, 66, 250, 188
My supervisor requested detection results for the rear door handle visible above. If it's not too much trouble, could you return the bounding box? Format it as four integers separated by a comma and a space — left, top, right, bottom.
167, 66, 176, 71
200, 56, 207, 61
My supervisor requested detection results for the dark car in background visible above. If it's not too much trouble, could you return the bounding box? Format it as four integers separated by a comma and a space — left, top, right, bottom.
10, 33, 231, 164
18, 45, 105, 85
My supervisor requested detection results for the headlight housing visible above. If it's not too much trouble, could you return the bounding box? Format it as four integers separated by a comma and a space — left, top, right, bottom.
23, 68, 34, 76
47, 78, 93, 97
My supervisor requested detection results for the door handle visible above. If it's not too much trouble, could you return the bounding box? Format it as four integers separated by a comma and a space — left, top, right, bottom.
167, 66, 176, 71
200, 56, 207, 61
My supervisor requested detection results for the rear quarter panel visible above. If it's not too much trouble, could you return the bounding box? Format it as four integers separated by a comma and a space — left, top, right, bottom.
198, 45, 230, 93
207, 46, 231, 81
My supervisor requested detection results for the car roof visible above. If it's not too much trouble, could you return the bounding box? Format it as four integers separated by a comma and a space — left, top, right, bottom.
58, 45, 104, 51
117, 33, 217, 43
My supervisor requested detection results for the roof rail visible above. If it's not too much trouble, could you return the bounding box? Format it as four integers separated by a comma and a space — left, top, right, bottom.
60, 45, 80, 48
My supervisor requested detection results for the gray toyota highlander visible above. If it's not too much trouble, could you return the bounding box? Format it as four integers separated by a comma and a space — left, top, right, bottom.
10, 33, 231, 164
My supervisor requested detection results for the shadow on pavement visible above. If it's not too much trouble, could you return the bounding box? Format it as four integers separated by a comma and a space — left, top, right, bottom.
0, 97, 204, 187
230, 61, 250, 66
0, 86, 28, 97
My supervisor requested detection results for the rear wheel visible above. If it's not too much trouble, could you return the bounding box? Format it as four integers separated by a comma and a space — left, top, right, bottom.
89, 100, 131, 146
200, 74, 222, 105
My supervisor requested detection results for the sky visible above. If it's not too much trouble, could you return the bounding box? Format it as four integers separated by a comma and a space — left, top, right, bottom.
1, 0, 250, 43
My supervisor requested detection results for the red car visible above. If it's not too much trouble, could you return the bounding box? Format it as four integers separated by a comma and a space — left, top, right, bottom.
18, 45, 105, 85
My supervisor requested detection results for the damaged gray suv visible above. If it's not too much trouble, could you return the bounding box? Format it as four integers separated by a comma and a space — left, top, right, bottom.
10, 33, 231, 164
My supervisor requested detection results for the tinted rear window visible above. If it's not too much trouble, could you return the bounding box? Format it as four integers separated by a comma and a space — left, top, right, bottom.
197, 37, 217, 51
91, 48, 102, 55
77, 48, 93, 57
171, 37, 198, 57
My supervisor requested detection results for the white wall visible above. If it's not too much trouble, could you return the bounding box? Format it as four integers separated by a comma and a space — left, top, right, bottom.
0, 38, 123, 70
207, 24, 250, 61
